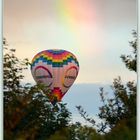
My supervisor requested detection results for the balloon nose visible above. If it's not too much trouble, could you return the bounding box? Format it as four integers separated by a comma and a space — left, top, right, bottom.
51, 87, 63, 102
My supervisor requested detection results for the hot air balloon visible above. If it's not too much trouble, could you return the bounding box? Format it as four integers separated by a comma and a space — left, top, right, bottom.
31, 49, 79, 103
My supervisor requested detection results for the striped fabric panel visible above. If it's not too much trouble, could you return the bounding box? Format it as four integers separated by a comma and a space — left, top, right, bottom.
31, 50, 79, 68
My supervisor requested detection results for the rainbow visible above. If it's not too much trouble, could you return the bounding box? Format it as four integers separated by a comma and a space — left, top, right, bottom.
56, 0, 95, 29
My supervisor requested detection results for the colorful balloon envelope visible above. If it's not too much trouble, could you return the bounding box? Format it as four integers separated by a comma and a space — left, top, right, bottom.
31, 49, 79, 102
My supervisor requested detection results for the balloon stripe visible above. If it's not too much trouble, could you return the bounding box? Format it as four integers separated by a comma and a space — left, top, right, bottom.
31, 50, 79, 69
32, 52, 78, 65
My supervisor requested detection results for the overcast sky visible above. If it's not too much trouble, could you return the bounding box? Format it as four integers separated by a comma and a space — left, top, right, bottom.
4, 0, 137, 84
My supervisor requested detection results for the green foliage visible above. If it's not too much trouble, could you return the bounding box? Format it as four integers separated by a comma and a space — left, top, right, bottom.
48, 123, 104, 140
105, 117, 136, 140
97, 77, 136, 130
4, 39, 71, 140
3, 47, 28, 92
121, 31, 137, 72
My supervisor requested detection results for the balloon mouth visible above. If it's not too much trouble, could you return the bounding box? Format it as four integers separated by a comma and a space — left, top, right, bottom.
50, 87, 64, 102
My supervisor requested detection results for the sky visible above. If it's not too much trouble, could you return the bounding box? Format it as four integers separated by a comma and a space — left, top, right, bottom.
4, 0, 137, 84
4, 0, 137, 125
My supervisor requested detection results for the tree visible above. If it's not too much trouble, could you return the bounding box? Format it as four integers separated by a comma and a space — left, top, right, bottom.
76, 31, 137, 139
48, 122, 104, 140
121, 31, 137, 72
3, 39, 71, 140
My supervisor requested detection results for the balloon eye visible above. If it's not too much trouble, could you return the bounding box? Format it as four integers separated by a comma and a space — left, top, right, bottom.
62, 66, 78, 88
34, 66, 53, 87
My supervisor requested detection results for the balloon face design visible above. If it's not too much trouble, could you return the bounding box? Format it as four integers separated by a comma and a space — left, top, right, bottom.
31, 49, 79, 102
